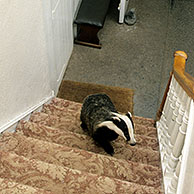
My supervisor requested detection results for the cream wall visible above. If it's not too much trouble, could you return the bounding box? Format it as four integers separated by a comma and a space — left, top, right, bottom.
73, 0, 82, 16
0, 0, 53, 128
42, 0, 82, 94
0, 0, 81, 129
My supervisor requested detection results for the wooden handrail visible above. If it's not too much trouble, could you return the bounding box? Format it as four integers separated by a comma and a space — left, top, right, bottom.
156, 51, 194, 121
173, 51, 194, 100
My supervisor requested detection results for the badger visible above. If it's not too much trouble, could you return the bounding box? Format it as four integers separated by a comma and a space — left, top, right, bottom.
80, 93, 136, 155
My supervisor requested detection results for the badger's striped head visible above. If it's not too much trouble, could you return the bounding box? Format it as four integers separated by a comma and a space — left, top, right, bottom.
97, 112, 136, 146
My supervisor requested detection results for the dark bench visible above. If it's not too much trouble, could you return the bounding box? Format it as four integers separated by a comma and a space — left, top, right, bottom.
74, 0, 110, 49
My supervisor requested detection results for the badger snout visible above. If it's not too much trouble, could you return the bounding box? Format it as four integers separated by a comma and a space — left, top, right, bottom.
127, 135, 136, 146
125, 135, 136, 146
130, 142, 136, 146
125, 138, 136, 146
124, 131, 136, 145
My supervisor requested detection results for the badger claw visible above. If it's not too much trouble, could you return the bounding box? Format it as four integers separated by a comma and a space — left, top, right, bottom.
104, 144, 115, 156
80, 122, 88, 130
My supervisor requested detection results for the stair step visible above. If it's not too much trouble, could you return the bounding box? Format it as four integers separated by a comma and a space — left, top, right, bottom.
30, 111, 158, 138
29, 115, 159, 151
0, 177, 53, 194
48, 98, 154, 127
0, 132, 162, 188
0, 150, 162, 194
48, 97, 83, 110
16, 120, 161, 167
132, 115, 155, 128
45, 98, 156, 129
40, 98, 158, 137
30, 112, 85, 135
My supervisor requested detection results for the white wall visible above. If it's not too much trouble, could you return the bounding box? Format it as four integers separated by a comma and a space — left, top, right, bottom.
42, 0, 81, 93
73, 0, 82, 18
0, 0, 53, 128
0, 0, 81, 130
50, 0, 73, 91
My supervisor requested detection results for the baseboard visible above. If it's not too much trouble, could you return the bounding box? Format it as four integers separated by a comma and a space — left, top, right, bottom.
0, 91, 55, 134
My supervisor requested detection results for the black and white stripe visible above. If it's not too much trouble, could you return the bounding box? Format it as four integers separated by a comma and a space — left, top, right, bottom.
97, 112, 136, 145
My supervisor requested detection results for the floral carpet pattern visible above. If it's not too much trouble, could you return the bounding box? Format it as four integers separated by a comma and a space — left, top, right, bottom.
0, 98, 163, 193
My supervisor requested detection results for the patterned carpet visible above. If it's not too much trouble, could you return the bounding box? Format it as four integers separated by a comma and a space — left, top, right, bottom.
0, 98, 164, 193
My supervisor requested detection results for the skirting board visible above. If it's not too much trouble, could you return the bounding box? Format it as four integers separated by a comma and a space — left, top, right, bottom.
0, 91, 55, 134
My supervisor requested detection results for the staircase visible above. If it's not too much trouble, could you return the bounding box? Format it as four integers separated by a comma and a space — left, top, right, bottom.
0, 97, 164, 193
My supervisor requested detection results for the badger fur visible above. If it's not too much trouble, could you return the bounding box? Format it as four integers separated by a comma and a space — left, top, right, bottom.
80, 93, 136, 155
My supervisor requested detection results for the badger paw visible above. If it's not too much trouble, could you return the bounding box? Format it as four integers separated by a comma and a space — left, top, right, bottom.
80, 122, 88, 131
103, 143, 115, 156
92, 133, 115, 156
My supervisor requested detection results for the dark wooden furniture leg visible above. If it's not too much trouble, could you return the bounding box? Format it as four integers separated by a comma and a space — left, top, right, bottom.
75, 24, 102, 49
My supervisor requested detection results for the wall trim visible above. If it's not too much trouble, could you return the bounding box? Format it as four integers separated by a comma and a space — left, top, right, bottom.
0, 91, 55, 134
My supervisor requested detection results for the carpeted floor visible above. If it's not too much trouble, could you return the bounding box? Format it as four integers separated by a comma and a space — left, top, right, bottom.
0, 97, 164, 193
63, 0, 194, 119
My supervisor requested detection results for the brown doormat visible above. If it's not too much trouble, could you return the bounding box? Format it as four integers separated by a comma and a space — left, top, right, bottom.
57, 80, 134, 114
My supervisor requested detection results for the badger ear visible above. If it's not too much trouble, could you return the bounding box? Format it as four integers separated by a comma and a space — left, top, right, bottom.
112, 116, 121, 122
111, 116, 121, 127
126, 112, 132, 118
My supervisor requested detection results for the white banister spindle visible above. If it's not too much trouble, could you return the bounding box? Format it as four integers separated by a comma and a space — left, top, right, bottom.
162, 77, 181, 162
167, 156, 182, 194
157, 76, 176, 155
165, 77, 178, 125
164, 84, 184, 162
157, 83, 191, 192
175, 91, 187, 130
168, 83, 182, 132
177, 100, 194, 194
164, 86, 191, 176
165, 129, 185, 176
156, 51, 193, 194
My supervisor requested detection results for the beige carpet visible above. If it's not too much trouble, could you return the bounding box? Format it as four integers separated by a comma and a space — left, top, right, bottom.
0, 97, 164, 193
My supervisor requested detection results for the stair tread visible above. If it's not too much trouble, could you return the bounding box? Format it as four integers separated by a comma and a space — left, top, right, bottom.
132, 115, 155, 127
0, 177, 53, 194
30, 111, 158, 138
44, 97, 155, 127
0, 150, 162, 194
0, 97, 163, 193
16, 120, 161, 167
0, 132, 162, 188
30, 111, 84, 135
30, 112, 159, 151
